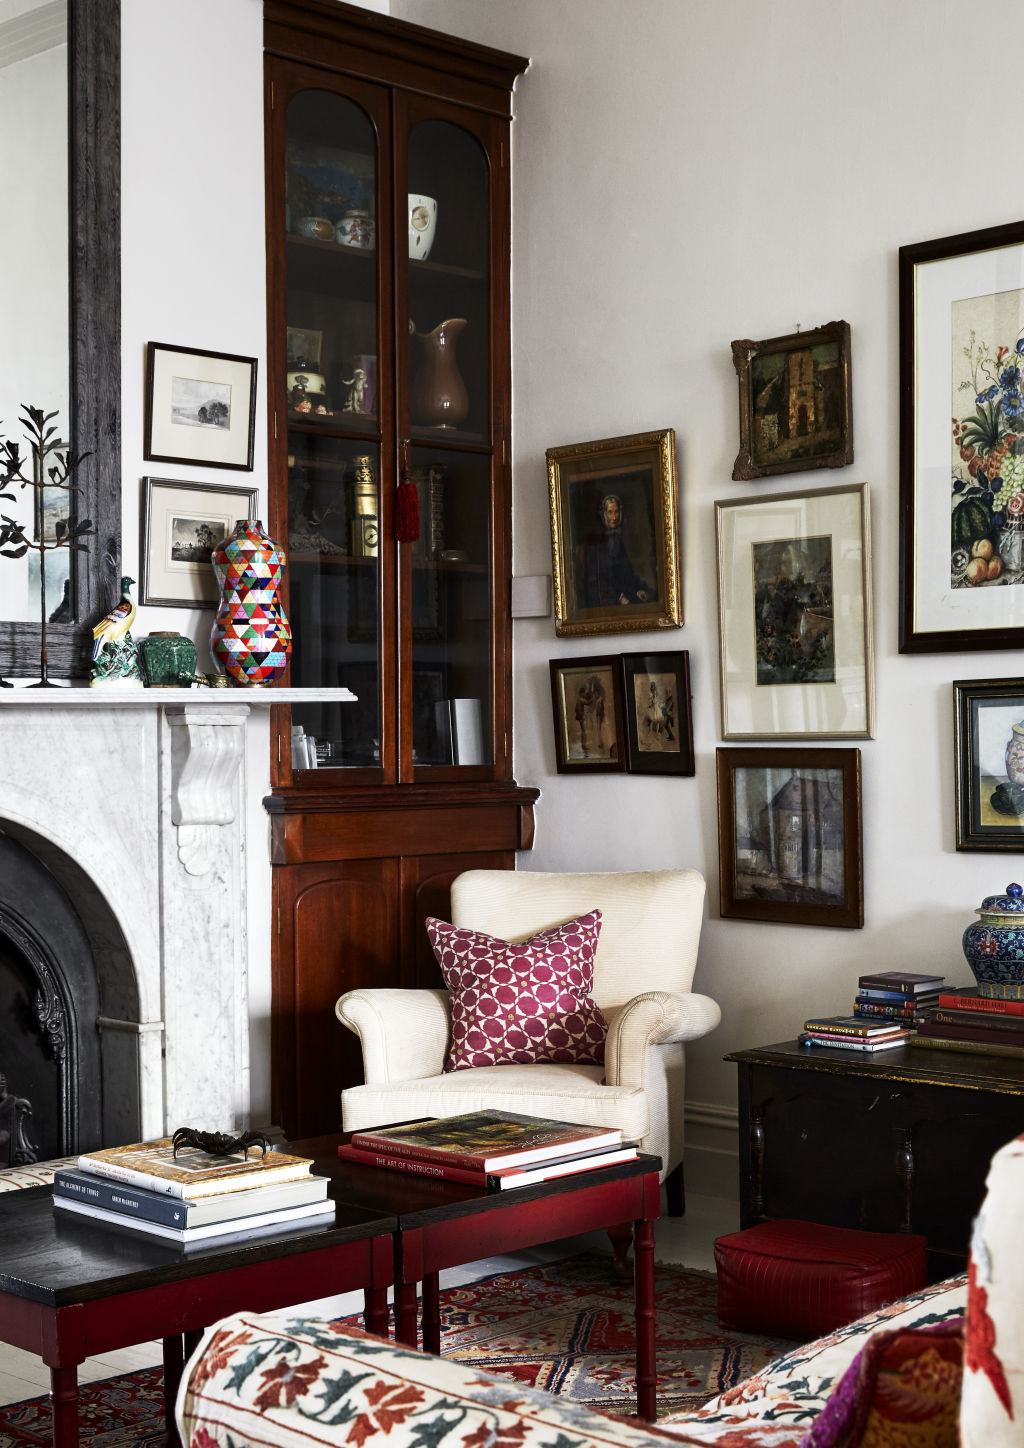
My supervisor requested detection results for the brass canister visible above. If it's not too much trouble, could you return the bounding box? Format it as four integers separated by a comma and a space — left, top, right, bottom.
350, 454, 378, 557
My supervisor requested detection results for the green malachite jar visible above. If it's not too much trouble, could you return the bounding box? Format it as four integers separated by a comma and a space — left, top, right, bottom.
138, 631, 198, 688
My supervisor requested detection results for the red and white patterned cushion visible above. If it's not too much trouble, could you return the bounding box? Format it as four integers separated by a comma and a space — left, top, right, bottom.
425, 910, 608, 1072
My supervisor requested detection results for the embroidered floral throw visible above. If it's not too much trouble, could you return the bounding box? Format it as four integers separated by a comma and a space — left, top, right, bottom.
425, 910, 608, 1072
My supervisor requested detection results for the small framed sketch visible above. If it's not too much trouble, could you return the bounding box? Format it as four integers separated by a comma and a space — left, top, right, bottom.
546, 429, 682, 637
549, 656, 626, 773
731, 321, 853, 480
715, 481, 873, 739
140, 477, 257, 607
620, 650, 694, 776
716, 746, 863, 928
144, 342, 258, 470
954, 676, 1024, 850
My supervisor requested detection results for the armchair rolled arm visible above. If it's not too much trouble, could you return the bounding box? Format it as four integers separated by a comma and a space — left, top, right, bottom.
335, 988, 450, 1085
604, 990, 721, 1089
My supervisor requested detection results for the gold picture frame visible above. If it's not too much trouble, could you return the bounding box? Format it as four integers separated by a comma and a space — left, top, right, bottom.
546, 429, 682, 637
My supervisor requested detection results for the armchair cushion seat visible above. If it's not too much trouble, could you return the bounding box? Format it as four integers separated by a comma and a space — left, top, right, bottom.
340, 1061, 650, 1139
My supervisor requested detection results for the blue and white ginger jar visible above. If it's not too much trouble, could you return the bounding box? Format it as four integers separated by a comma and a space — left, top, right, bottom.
962, 881, 1024, 998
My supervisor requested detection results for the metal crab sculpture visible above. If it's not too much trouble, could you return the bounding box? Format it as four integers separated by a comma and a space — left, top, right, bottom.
171, 1126, 272, 1159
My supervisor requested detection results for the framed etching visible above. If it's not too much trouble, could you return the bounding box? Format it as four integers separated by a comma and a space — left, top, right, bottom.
620, 650, 695, 776
715, 482, 873, 739
731, 321, 853, 481
549, 656, 626, 774
716, 746, 864, 928
140, 476, 257, 607
900, 221, 1024, 652
954, 676, 1024, 850
546, 429, 682, 637
144, 341, 258, 471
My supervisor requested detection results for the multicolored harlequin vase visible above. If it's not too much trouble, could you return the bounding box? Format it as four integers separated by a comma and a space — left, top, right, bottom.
210, 520, 291, 686
962, 881, 1024, 999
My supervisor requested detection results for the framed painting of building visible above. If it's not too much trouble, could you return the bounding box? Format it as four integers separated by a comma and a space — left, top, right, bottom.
731, 321, 853, 481
716, 746, 863, 927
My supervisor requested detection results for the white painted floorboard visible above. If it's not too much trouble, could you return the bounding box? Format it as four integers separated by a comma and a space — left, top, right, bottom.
0, 1193, 735, 1407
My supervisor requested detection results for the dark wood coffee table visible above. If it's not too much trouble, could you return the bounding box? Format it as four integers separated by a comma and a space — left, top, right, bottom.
0, 1182, 396, 1448
294, 1135, 662, 1421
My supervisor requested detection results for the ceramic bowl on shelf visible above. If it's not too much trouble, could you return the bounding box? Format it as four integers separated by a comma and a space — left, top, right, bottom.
962, 881, 1024, 998
293, 215, 334, 241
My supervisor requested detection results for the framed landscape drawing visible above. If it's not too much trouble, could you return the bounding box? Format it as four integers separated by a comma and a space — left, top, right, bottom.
731, 321, 853, 481
716, 746, 863, 928
715, 482, 873, 739
546, 429, 682, 637
549, 656, 625, 773
900, 220, 1024, 652
144, 342, 258, 471
620, 650, 694, 776
954, 676, 1024, 850
140, 477, 257, 607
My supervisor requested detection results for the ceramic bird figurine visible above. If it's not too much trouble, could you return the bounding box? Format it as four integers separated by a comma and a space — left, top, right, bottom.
89, 575, 145, 688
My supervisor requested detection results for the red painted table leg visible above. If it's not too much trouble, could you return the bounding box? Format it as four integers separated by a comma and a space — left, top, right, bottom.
50, 1365, 80, 1448
394, 1282, 419, 1347
363, 1286, 389, 1338
163, 1334, 186, 1447
422, 1272, 441, 1355
634, 1216, 656, 1421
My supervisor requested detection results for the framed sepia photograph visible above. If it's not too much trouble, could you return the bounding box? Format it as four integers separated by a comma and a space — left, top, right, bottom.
731, 321, 853, 481
549, 656, 626, 774
620, 650, 695, 776
716, 746, 863, 928
715, 482, 873, 739
899, 221, 1024, 652
546, 429, 682, 637
144, 341, 258, 471
954, 676, 1024, 850
140, 476, 257, 607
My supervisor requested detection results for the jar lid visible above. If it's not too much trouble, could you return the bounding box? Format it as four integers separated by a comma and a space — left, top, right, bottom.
978, 882, 1024, 914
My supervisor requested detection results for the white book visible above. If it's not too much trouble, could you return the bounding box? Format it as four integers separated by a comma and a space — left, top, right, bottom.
54, 1195, 336, 1243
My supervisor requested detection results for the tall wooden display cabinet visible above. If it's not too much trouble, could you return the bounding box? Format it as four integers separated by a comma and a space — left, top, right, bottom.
263, 1, 536, 1139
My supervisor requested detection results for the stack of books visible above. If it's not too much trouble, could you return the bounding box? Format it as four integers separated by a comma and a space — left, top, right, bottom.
338, 1109, 638, 1190
53, 1138, 334, 1248
912, 984, 1024, 1060
801, 972, 946, 1052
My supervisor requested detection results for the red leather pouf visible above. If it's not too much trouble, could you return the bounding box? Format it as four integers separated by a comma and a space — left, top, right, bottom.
714, 1219, 928, 1340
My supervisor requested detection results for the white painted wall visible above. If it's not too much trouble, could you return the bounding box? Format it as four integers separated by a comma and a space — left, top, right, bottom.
389, 0, 1024, 1189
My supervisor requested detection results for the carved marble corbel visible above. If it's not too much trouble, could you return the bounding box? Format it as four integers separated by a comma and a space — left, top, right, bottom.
165, 706, 250, 876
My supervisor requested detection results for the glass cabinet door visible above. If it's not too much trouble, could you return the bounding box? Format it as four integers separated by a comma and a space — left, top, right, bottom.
282, 87, 384, 775
402, 116, 494, 774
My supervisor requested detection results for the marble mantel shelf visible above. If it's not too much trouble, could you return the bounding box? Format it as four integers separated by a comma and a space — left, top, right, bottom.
0, 686, 356, 705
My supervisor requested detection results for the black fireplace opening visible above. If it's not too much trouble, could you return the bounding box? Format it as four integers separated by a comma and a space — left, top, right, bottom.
0, 827, 141, 1165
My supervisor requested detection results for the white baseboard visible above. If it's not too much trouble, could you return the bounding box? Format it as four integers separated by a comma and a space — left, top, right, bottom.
684, 1100, 739, 1202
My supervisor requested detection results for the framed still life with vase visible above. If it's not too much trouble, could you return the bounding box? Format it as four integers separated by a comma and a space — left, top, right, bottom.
716, 746, 864, 928
715, 482, 873, 739
954, 676, 1024, 850
900, 220, 1024, 652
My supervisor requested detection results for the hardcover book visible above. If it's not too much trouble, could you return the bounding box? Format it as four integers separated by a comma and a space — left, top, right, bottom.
53, 1168, 329, 1227
917, 1019, 1024, 1048
857, 972, 945, 995
337, 1141, 638, 1189
927, 1007, 1024, 1033
53, 1195, 336, 1244
76, 1140, 313, 1199
855, 987, 941, 1004
937, 988, 1024, 1017
799, 1031, 912, 1052
349, 1111, 622, 1172
910, 1034, 1024, 1060
802, 1015, 905, 1038
854, 999, 925, 1019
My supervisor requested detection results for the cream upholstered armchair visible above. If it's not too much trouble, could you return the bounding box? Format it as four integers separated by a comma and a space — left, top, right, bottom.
335, 868, 720, 1214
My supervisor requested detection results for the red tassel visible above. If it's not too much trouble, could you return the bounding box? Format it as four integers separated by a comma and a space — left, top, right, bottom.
396, 478, 420, 542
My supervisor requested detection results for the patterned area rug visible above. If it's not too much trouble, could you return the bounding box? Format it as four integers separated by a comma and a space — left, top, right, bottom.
0, 1253, 790, 1443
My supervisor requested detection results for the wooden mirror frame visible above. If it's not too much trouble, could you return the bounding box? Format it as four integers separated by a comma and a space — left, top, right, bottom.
0, 0, 120, 679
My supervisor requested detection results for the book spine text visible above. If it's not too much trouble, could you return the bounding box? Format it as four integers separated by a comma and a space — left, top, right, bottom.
54, 1170, 186, 1225
338, 1144, 490, 1185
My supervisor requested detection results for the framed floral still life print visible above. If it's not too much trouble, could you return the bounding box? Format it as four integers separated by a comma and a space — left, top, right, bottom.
900, 220, 1024, 652
620, 650, 695, 776
953, 676, 1024, 850
549, 656, 626, 774
731, 321, 853, 481
546, 429, 682, 638
715, 482, 873, 740
716, 746, 863, 928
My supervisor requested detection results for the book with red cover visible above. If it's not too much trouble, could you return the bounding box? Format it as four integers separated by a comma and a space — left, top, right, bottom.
936, 988, 1024, 1017
337, 1141, 638, 1189
349, 1110, 622, 1172
856, 972, 945, 995
917, 1019, 1024, 1048
927, 1006, 1024, 1033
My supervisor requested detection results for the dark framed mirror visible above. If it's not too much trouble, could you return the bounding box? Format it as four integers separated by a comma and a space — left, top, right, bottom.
0, 0, 120, 680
